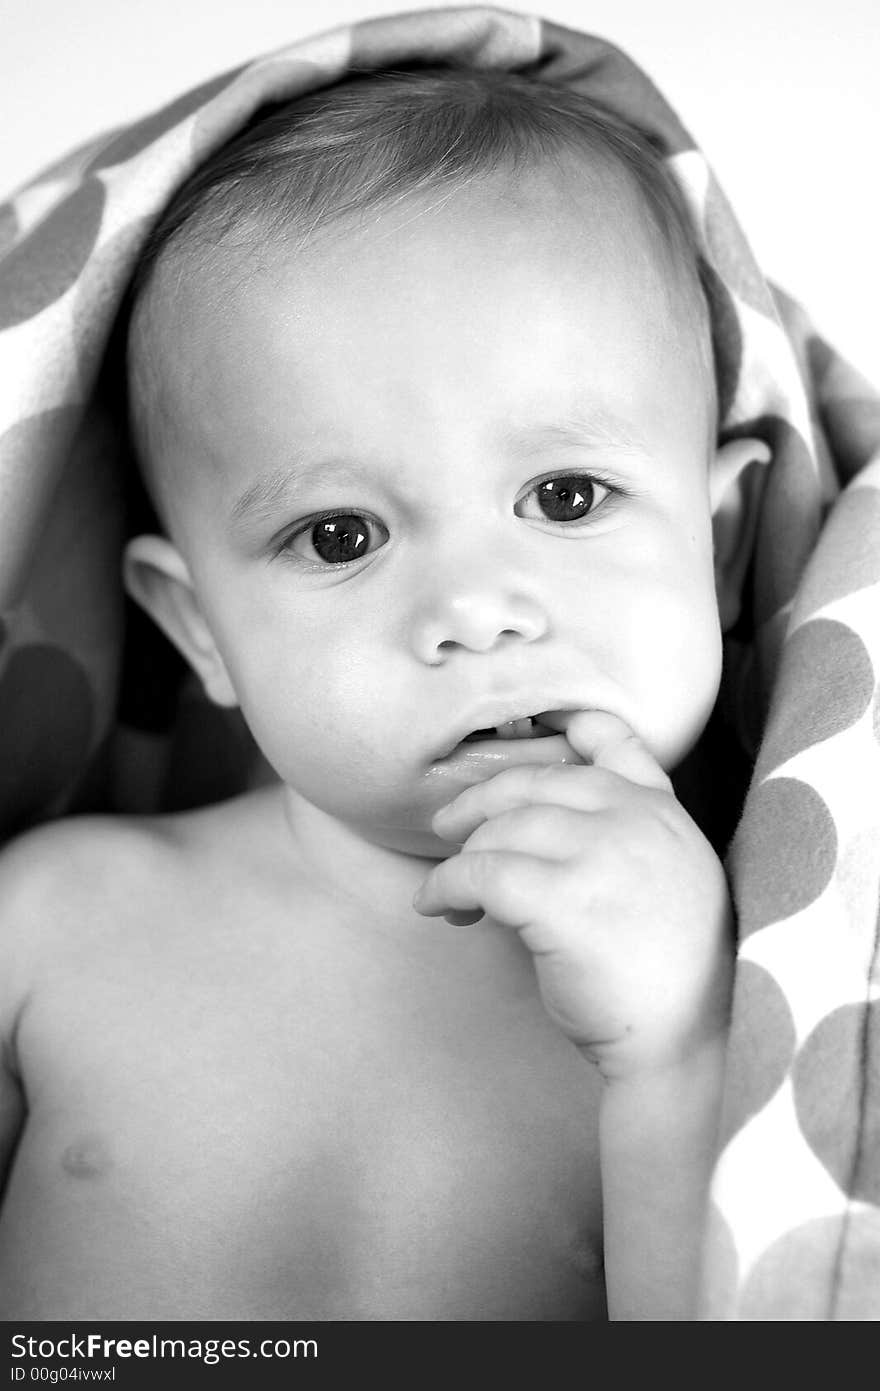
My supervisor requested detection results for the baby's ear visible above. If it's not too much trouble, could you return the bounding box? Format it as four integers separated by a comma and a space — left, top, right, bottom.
123, 535, 238, 708
710, 437, 772, 631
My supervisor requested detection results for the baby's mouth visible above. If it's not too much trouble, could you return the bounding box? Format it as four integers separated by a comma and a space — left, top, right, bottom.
460, 716, 556, 743
432, 709, 578, 766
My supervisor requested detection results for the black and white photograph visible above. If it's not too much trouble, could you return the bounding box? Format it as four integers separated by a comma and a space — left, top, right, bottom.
0, 0, 878, 1353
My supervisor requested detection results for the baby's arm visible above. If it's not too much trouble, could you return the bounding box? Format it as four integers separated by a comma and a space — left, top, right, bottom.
0, 1053, 25, 1202
0, 839, 34, 1201
414, 711, 734, 1320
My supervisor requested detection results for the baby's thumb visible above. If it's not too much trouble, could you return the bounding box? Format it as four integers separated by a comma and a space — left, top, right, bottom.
540, 710, 673, 792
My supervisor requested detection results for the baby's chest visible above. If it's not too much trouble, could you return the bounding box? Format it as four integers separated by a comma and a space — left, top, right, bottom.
19, 942, 605, 1318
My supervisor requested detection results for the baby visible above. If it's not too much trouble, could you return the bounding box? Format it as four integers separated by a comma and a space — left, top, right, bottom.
0, 68, 763, 1320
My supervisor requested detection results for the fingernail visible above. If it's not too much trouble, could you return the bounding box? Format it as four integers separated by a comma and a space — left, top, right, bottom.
431, 810, 462, 843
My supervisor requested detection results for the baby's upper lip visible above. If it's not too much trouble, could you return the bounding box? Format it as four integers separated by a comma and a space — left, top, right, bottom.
435, 700, 573, 760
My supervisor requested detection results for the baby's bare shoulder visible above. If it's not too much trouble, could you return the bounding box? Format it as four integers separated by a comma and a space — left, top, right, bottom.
0, 790, 281, 947
0, 793, 294, 1014
0, 815, 170, 1027
0, 815, 170, 934
0, 793, 286, 1032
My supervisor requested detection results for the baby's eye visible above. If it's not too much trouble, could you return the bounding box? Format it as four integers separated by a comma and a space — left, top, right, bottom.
282, 512, 389, 566
515, 473, 611, 523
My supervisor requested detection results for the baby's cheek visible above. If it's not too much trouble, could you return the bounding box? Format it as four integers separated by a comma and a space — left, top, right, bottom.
627, 575, 721, 760
240, 652, 409, 801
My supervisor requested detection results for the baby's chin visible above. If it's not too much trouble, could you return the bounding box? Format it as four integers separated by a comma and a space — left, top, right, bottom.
352, 818, 457, 862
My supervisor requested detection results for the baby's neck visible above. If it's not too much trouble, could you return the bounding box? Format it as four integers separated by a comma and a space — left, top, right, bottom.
277, 786, 441, 922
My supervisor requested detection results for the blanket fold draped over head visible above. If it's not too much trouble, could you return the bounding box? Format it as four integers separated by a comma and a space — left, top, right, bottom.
1, 5, 878, 1319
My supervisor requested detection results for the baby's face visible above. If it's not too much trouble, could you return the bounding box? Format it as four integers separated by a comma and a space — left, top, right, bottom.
150, 162, 721, 856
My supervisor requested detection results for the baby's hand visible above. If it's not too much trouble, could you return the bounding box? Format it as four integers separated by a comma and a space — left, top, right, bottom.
414, 711, 734, 1080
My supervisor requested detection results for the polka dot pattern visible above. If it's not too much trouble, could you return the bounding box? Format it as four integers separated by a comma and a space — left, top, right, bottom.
704, 173, 776, 319
738, 1209, 880, 1320
0, 202, 19, 257
0, 407, 87, 600
793, 486, 880, 615
832, 1207, 880, 1319
0, 4, 878, 1320
529, 21, 693, 154
84, 68, 249, 173
730, 778, 837, 938
823, 395, 880, 482
700, 259, 742, 423
0, 180, 105, 329
717, 961, 797, 1148
752, 416, 822, 628
794, 1002, 880, 1205
738, 1218, 844, 1320
755, 619, 874, 772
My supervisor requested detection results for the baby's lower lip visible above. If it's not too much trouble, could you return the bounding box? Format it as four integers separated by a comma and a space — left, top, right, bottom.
429, 732, 582, 781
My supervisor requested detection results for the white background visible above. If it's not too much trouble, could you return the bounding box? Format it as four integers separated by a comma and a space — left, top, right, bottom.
3, 0, 878, 382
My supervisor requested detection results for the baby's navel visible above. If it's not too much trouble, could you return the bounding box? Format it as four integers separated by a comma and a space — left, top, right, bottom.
60, 1135, 113, 1180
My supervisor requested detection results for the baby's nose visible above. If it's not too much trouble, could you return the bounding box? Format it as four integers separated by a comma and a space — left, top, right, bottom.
409, 575, 549, 665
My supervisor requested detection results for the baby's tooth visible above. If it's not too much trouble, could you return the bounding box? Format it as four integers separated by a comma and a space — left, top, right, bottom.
495, 718, 534, 740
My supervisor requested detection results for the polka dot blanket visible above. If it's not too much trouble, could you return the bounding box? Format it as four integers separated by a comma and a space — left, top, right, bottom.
1, 6, 878, 1319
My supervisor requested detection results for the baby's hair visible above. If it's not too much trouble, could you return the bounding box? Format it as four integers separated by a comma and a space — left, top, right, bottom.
132, 65, 706, 305
127, 66, 715, 521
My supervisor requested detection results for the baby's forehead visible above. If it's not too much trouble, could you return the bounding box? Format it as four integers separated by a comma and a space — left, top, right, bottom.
128, 155, 712, 526
146, 150, 678, 341
141, 165, 662, 392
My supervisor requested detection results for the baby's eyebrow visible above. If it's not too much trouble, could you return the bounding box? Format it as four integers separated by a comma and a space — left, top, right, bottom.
228, 408, 645, 529
504, 409, 648, 458
228, 459, 362, 529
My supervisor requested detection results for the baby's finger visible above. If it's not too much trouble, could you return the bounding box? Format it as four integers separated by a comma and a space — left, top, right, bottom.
439, 801, 597, 866
462, 803, 592, 861
541, 710, 673, 792
413, 850, 549, 928
443, 909, 487, 927
432, 762, 628, 843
